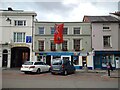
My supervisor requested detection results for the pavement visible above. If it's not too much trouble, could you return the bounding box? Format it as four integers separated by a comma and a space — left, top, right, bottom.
76, 69, 119, 78
2, 67, 119, 78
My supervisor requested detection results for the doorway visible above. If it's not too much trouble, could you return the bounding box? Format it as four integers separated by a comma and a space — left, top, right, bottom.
82, 56, 87, 67
2, 49, 8, 67
11, 47, 30, 68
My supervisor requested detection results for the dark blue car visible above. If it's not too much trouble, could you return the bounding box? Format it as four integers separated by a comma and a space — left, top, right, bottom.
50, 59, 76, 75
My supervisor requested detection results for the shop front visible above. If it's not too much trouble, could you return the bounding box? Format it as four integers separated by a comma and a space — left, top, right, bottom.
94, 51, 120, 70
35, 52, 93, 70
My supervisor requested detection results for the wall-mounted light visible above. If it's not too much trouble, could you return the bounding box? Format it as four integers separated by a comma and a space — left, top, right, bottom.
6, 17, 11, 24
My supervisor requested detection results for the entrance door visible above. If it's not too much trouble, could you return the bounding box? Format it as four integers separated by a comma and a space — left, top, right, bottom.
11, 47, 30, 68
82, 56, 87, 67
94, 56, 101, 69
2, 49, 8, 67
46, 55, 51, 65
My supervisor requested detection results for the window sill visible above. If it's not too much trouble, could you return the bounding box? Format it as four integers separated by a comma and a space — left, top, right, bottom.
103, 47, 112, 49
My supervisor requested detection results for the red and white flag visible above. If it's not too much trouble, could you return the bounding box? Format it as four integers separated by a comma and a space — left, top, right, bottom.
54, 23, 64, 44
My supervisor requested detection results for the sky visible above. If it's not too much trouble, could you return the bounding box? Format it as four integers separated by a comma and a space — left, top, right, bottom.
0, 0, 120, 22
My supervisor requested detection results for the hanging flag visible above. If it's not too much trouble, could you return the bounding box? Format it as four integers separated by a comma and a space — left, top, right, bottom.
54, 23, 64, 44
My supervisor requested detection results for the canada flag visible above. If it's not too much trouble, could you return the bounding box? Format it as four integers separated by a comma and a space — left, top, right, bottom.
54, 23, 64, 44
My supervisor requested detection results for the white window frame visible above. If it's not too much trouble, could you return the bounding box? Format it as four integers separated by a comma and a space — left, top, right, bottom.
38, 27, 45, 35
49, 40, 57, 50
14, 20, 26, 26
63, 27, 68, 35
73, 26, 81, 35
38, 40, 45, 51
103, 36, 112, 48
61, 40, 68, 51
13, 32, 25, 43
103, 24, 111, 31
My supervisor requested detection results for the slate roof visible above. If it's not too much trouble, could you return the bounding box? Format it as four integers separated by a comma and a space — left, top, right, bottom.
110, 12, 120, 16
83, 16, 119, 23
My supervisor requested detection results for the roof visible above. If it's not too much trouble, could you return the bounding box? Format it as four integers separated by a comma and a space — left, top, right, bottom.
0, 7, 37, 16
83, 16, 119, 23
110, 12, 120, 16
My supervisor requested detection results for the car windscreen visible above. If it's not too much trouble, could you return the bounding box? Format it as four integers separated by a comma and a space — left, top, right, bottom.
23, 62, 33, 65
52, 60, 62, 65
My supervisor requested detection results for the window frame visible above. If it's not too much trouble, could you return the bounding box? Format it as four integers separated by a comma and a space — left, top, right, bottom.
38, 40, 44, 51
38, 27, 45, 35
73, 39, 80, 51
14, 20, 26, 26
73, 27, 81, 35
13, 32, 25, 43
63, 27, 68, 35
103, 36, 111, 48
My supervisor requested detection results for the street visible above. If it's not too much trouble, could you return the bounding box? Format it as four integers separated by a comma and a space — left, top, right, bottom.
2, 69, 119, 88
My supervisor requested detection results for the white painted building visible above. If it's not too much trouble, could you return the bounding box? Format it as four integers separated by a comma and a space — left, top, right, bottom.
0, 8, 37, 68
83, 15, 120, 69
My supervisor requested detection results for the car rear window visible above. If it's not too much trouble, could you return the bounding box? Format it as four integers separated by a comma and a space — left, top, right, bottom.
23, 62, 33, 65
52, 60, 62, 65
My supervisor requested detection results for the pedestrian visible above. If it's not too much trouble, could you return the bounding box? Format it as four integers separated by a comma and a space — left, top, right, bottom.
109, 62, 113, 71
107, 62, 111, 76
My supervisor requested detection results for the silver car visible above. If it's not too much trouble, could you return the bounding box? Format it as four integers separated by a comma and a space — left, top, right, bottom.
50, 59, 76, 75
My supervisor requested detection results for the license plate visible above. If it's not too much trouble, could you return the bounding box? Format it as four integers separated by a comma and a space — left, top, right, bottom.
53, 69, 59, 70
24, 66, 29, 68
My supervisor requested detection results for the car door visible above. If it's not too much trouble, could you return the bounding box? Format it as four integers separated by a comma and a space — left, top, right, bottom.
69, 61, 75, 73
42, 62, 49, 71
37, 62, 44, 72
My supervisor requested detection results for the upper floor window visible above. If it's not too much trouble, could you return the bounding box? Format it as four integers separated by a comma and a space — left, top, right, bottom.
62, 40, 68, 51
14, 20, 26, 26
73, 39, 80, 51
14, 32, 25, 42
39, 27, 44, 35
103, 24, 111, 30
73, 27, 80, 34
38, 40, 44, 51
63, 27, 68, 35
103, 36, 111, 48
50, 40, 56, 51
51, 27, 55, 34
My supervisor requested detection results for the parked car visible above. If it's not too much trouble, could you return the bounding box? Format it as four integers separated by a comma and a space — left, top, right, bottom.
21, 61, 50, 74
50, 59, 76, 75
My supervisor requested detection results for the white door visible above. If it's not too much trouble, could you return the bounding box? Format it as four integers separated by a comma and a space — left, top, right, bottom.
115, 57, 120, 69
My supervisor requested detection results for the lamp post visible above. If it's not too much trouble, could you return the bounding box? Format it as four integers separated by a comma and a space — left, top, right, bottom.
6, 17, 12, 68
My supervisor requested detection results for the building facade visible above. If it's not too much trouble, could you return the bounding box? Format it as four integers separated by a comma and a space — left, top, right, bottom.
83, 15, 120, 69
34, 22, 93, 69
0, 8, 37, 68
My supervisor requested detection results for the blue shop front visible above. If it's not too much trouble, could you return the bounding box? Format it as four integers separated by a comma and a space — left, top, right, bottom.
35, 52, 83, 69
94, 51, 120, 70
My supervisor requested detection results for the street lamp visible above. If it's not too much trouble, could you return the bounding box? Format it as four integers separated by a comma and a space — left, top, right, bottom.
6, 17, 11, 24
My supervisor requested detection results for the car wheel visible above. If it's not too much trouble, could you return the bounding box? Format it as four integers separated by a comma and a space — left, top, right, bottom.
36, 68, 41, 74
51, 72, 55, 75
25, 72, 29, 74
64, 70, 67, 76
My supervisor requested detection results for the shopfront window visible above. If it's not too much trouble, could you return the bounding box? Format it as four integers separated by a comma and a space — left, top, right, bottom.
73, 56, 79, 65
37, 56, 42, 61
53, 56, 61, 59
102, 55, 115, 67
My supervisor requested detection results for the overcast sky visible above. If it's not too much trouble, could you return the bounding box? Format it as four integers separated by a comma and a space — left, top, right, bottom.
0, 0, 119, 22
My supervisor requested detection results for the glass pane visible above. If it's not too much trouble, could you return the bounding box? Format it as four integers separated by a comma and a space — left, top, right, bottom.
17, 33, 22, 42
51, 27, 55, 34
39, 27, 44, 34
